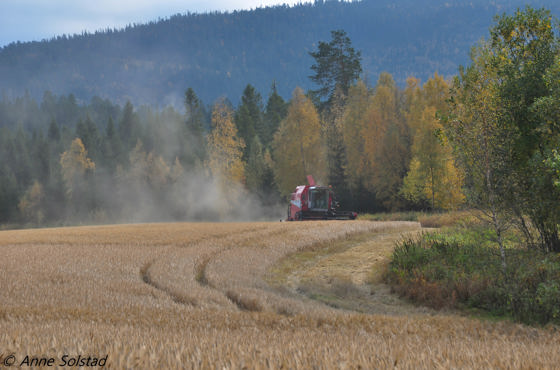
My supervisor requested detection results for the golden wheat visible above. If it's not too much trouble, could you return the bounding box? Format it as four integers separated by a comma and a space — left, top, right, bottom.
1, 221, 559, 368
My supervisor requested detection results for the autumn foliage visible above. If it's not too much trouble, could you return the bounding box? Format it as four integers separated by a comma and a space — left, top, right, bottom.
272, 87, 325, 196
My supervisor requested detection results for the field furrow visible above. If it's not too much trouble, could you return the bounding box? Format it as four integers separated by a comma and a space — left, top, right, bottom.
1, 221, 559, 368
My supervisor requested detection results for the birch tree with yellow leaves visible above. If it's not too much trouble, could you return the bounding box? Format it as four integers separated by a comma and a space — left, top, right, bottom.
207, 99, 246, 186
60, 138, 96, 217
402, 74, 465, 210
342, 81, 370, 192
60, 138, 95, 199
342, 75, 410, 211
272, 87, 325, 196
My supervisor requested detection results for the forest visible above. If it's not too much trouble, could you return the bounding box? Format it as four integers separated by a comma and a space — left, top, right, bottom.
0, 60, 458, 225
1, 0, 559, 106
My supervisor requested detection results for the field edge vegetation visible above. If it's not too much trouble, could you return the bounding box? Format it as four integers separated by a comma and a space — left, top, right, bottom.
385, 221, 560, 326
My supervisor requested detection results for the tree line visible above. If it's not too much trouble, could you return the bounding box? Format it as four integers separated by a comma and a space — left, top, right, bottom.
2, 7, 560, 259
0, 73, 461, 225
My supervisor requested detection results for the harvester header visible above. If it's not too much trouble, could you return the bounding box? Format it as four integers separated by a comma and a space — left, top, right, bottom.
287, 175, 357, 221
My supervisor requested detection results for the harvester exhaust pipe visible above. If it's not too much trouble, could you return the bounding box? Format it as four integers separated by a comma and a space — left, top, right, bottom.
306, 175, 316, 186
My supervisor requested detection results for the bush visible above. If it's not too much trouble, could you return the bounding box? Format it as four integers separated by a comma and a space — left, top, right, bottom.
386, 227, 560, 325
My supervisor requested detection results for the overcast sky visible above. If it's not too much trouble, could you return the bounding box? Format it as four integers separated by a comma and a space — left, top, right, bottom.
0, 0, 306, 47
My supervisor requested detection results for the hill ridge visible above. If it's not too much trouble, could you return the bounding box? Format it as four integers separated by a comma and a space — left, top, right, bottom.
1, 0, 559, 106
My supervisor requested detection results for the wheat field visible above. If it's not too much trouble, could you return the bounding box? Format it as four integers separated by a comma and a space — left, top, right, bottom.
1, 221, 559, 368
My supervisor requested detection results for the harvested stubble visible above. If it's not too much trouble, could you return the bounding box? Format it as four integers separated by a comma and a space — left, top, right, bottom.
1, 221, 559, 368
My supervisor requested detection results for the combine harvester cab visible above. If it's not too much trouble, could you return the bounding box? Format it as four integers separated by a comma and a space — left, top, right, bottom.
287, 175, 357, 221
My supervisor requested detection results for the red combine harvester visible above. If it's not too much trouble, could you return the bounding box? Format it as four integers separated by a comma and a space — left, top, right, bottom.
287, 175, 357, 221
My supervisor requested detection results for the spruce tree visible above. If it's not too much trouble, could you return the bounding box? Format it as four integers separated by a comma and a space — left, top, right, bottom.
235, 84, 264, 159
184, 88, 207, 167
263, 82, 287, 148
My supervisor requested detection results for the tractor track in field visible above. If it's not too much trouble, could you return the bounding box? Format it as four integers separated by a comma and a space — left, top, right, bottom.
140, 257, 198, 306
136, 221, 431, 315
194, 227, 296, 311
138, 225, 295, 310
3, 222, 560, 368
268, 227, 437, 316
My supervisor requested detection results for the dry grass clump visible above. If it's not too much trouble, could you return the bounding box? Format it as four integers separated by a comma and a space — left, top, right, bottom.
359, 210, 478, 228
1, 221, 559, 368
418, 210, 478, 228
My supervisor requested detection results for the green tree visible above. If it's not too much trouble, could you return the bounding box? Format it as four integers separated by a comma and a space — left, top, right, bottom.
76, 115, 101, 162
263, 82, 287, 148
30, 130, 50, 186
450, 7, 560, 253
235, 84, 264, 162
184, 87, 207, 167
118, 100, 140, 152
12, 127, 33, 191
0, 164, 19, 223
309, 29, 362, 109
489, 7, 560, 252
539, 55, 560, 190
448, 40, 517, 270
245, 136, 274, 197
102, 117, 123, 172
47, 118, 61, 142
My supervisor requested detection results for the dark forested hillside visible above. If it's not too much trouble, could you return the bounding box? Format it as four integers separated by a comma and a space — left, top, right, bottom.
0, 0, 559, 107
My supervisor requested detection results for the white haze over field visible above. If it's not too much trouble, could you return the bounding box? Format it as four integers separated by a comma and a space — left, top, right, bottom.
1, 1, 302, 224
81, 113, 286, 225
0, 0, 309, 47
108, 170, 286, 224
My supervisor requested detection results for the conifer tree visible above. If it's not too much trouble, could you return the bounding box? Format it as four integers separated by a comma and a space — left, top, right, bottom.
184, 88, 207, 167
263, 82, 287, 148
118, 101, 140, 152
235, 84, 264, 159
76, 115, 100, 162
102, 117, 123, 172
245, 136, 269, 195
309, 29, 362, 109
